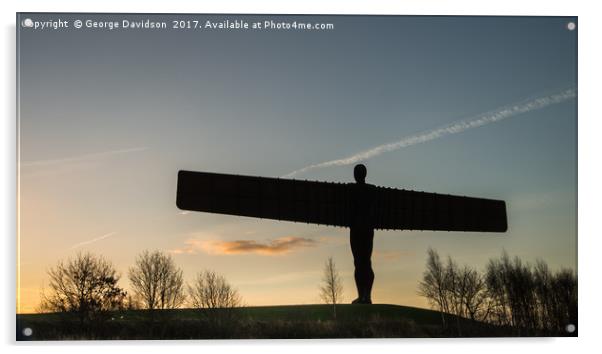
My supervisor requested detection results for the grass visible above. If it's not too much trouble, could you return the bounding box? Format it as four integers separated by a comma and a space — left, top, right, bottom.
16, 304, 503, 340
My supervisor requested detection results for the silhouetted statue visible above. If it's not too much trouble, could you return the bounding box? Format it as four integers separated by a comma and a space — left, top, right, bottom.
349, 164, 376, 304
176, 164, 507, 305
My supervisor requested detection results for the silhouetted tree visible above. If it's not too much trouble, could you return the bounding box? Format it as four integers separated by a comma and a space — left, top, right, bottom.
420, 249, 577, 336
533, 260, 554, 330
418, 248, 450, 327
457, 265, 490, 322
319, 257, 344, 319
188, 270, 242, 309
39, 252, 126, 325
550, 267, 577, 332
427, 256, 490, 334
486, 252, 538, 333
484, 257, 511, 326
123, 294, 142, 310
484, 252, 577, 335
129, 250, 185, 310
440, 256, 464, 334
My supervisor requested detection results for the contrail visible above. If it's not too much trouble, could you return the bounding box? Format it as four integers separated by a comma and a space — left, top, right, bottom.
69, 232, 116, 250
21, 147, 148, 167
283, 87, 576, 178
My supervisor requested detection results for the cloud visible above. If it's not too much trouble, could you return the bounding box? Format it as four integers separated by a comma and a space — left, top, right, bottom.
283, 87, 576, 177
21, 147, 148, 168
170, 236, 317, 256
69, 232, 116, 250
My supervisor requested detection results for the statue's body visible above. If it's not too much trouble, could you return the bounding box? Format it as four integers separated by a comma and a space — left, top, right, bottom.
176, 163, 507, 306
349, 164, 376, 304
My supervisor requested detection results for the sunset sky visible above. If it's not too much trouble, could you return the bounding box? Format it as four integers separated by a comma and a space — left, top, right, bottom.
17, 14, 577, 313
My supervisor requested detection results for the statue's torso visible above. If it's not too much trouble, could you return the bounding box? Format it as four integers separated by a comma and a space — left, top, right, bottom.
348, 183, 377, 229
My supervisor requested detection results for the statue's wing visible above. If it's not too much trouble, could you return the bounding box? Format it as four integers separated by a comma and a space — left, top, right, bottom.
374, 186, 507, 232
177, 170, 507, 232
176, 170, 351, 227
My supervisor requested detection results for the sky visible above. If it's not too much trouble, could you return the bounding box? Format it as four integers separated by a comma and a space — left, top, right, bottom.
17, 14, 577, 313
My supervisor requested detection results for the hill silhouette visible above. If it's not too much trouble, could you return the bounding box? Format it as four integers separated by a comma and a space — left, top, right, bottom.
17, 303, 514, 340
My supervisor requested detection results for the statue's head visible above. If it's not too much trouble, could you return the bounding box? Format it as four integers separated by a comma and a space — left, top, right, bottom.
354, 164, 367, 184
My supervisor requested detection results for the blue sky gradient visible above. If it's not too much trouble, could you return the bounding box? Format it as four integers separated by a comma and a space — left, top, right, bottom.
17, 14, 577, 312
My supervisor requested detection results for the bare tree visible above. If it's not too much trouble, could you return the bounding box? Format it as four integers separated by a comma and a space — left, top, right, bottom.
124, 294, 142, 311
418, 248, 449, 327
443, 256, 465, 334
457, 265, 490, 322
188, 270, 242, 309
484, 252, 577, 335
484, 257, 511, 326
319, 257, 344, 319
129, 250, 185, 310
420, 250, 491, 333
533, 260, 554, 331
420, 249, 577, 335
550, 267, 577, 333
40, 252, 126, 325
485, 252, 538, 332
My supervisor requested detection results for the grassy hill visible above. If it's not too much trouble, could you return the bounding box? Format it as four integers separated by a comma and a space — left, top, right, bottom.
17, 304, 502, 340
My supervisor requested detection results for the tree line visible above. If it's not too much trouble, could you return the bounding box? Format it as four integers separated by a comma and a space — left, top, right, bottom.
38, 251, 346, 324
37, 247, 575, 336
418, 248, 577, 336
39, 250, 241, 325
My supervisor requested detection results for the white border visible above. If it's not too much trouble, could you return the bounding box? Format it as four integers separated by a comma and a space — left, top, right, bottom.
3, 1, 601, 353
